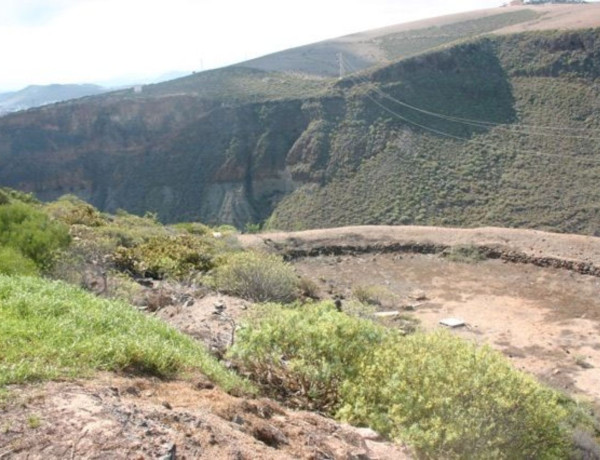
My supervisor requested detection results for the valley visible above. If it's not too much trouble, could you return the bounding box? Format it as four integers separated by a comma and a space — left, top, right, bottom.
0, 5, 599, 234
3, 3, 600, 458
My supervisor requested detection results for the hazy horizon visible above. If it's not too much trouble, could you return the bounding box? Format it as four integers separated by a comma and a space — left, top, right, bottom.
1, 0, 512, 92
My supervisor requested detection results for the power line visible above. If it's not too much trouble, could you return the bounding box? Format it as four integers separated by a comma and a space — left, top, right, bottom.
338, 58, 600, 164
342, 58, 600, 141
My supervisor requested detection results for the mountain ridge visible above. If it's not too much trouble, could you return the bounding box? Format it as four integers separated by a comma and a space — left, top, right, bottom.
0, 7, 599, 234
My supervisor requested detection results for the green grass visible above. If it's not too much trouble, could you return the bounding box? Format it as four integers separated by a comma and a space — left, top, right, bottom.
0, 275, 253, 394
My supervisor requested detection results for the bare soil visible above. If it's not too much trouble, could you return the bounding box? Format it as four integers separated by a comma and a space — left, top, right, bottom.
241, 226, 600, 407
0, 374, 408, 460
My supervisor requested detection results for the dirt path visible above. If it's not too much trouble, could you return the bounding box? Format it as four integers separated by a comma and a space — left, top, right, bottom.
242, 226, 600, 406
240, 225, 600, 268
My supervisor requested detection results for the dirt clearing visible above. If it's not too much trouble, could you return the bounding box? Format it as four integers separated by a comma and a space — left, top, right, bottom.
242, 225, 600, 406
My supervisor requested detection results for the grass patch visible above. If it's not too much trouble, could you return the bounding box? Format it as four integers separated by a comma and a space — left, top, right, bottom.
27, 415, 41, 429
0, 247, 39, 277
442, 244, 486, 263
0, 275, 253, 394
352, 284, 397, 306
0, 201, 70, 272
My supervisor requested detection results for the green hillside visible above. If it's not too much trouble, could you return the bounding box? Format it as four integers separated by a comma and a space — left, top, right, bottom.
1, 28, 600, 235
267, 30, 600, 235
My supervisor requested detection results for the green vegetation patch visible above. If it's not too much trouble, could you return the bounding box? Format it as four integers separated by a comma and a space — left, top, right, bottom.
230, 301, 572, 457
113, 234, 217, 280
442, 244, 486, 263
0, 247, 39, 277
211, 251, 299, 303
229, 302, 388, 410
339, 331, 569, 458
0, 275, 252, 394
379, 10, 541, 61
0, 201, 70, 272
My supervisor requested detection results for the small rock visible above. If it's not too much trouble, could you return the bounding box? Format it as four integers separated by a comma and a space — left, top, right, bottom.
124, 386, 140, 397
348, 451, 371, 460
439, 318, 465, 328
354, 427, 383, 441
252, 424, 289, 448
195, 378, 215, 391
161, 443, 176, 460
576, 359, 594, 369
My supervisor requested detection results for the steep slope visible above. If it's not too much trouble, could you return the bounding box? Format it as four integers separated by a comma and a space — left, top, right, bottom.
0, 27, 599, 234
268, 29, 600, 234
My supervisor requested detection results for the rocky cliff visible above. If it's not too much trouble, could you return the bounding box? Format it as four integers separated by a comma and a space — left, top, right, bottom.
1, 29, 600, 233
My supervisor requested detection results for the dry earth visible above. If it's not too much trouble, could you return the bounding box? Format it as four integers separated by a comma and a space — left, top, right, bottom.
241, 226, 600, 407
0, 374, 409, 459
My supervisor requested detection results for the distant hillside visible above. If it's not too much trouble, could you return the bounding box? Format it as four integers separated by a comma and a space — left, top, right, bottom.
238, 4, 600, 77
0, 84, 107, 115
0, 9, 599, 235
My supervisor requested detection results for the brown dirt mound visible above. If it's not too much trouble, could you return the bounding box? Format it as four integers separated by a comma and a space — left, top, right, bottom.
0, 374, 410, 459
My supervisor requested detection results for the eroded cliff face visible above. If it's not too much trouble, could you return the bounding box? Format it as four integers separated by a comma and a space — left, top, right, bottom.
2, 30, 600, 232
0, 94, 317, 225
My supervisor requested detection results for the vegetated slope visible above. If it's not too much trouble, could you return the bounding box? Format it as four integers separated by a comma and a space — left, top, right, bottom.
268, 29, 600, 234
0, 27, 600, 234
238, 4, 600, 77
0, 84, 107, 116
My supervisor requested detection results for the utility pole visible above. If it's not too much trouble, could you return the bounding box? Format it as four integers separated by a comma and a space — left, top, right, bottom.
337, 52, 344, 79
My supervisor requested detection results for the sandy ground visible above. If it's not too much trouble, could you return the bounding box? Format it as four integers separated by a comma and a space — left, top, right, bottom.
242, 225, 600, 406
241, 225, 600, 266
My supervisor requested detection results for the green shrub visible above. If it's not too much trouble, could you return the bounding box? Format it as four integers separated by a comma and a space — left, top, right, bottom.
352, 284, 397, 306
45, 195, 105, 227
0, 202, 70, 271
0, 188, 39, 205
0, 247, 38, 276
337, 331, 570, 458
230, 302, 571, 457
212, 251, 299, 302
228, 302, 388, 409
0, 275, 253, 394
172, 222, 212, 236
114, 234, 216, 279
443, 244, 486, 263
244, 222, 262, 234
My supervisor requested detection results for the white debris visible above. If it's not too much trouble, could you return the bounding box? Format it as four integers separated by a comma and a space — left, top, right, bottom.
212, 232, 222, 238
439, 317, 466, 328
374, 311, 401, 318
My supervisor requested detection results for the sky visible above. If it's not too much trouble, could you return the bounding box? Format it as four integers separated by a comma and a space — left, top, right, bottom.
1, 0, 516, 92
